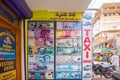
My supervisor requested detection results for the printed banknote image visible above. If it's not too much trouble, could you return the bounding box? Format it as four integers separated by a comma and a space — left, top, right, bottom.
28, 30, 34, 37
56, 71, 81, 79
56, 22, 82, 30
28, 37, 35, 47
28, 55, 54, 63
28, 46, 54, 55
38, 47, 54, 55
56, 38, 81, 47
28, 22, 54, 30
35, 38, 54, 46
56, 30, 81, 38
34, 29, 54, 39
28, 62, 54, 71
28, 71, 54, 79
56, 47, 81, 55
56, 55, 81, 64
56, 64, 81, 71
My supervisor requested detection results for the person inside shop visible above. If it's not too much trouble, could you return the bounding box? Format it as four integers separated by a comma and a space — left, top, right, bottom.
109, 50, 119, 70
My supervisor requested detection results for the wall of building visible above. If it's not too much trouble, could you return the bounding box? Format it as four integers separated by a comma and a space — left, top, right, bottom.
92, 3, 120, 61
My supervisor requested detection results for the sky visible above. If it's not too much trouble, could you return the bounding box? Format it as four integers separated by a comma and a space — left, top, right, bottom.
86, 0, 120, 17
88, 0, 120, 9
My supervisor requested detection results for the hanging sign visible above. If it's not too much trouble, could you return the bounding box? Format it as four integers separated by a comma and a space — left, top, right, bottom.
0, 28, 16, 80
82, 12, 92, 80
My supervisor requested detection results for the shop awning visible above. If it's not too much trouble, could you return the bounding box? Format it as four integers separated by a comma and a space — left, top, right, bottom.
3, 0, 32, 19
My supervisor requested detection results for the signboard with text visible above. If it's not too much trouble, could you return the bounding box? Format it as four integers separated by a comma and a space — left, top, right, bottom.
82, 12, 92, 80
30, 11, 82, 21
0, 28, 16, 80
48, 12, 82, 21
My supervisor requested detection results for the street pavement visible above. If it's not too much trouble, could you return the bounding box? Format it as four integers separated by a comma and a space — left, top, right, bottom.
92, 73, 112, 80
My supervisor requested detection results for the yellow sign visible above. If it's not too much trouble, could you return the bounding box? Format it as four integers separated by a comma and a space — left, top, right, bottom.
31, 10, 48, 20
29, 10, 83, 21
0, 70, 16, 80
48, 12, 82, 21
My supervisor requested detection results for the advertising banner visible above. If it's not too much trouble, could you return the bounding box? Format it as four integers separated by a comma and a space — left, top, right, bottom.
0, 28, 16, 80
82, 12, 92, 80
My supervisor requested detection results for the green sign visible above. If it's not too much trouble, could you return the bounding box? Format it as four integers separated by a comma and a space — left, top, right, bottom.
101, 48, 109, 53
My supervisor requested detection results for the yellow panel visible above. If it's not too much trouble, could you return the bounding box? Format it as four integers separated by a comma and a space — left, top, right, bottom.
48, 12, 83, 21
31, 10, 49, 20
0, 70, 16, 80
27, 10, 83, 21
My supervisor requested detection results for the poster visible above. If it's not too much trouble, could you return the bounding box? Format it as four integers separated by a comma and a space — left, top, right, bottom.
0, 28, 16, 80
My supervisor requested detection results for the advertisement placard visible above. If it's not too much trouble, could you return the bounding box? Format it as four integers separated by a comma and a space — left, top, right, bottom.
0, 28, 16, 80
82, 12, 92, 80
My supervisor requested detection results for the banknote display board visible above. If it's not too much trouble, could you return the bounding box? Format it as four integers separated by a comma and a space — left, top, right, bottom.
26, 21, 90, 80
27, 21, 55, 79
56, 22, 82, 79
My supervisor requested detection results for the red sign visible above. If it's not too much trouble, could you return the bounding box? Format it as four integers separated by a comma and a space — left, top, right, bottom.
83, 29, 91, 58
83, 60, 92, 63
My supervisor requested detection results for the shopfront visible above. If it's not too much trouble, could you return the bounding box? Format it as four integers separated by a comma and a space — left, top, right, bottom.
25, 11, 92, 80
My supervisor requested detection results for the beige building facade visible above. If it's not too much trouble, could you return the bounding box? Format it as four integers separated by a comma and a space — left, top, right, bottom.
92, 3, 120, 60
